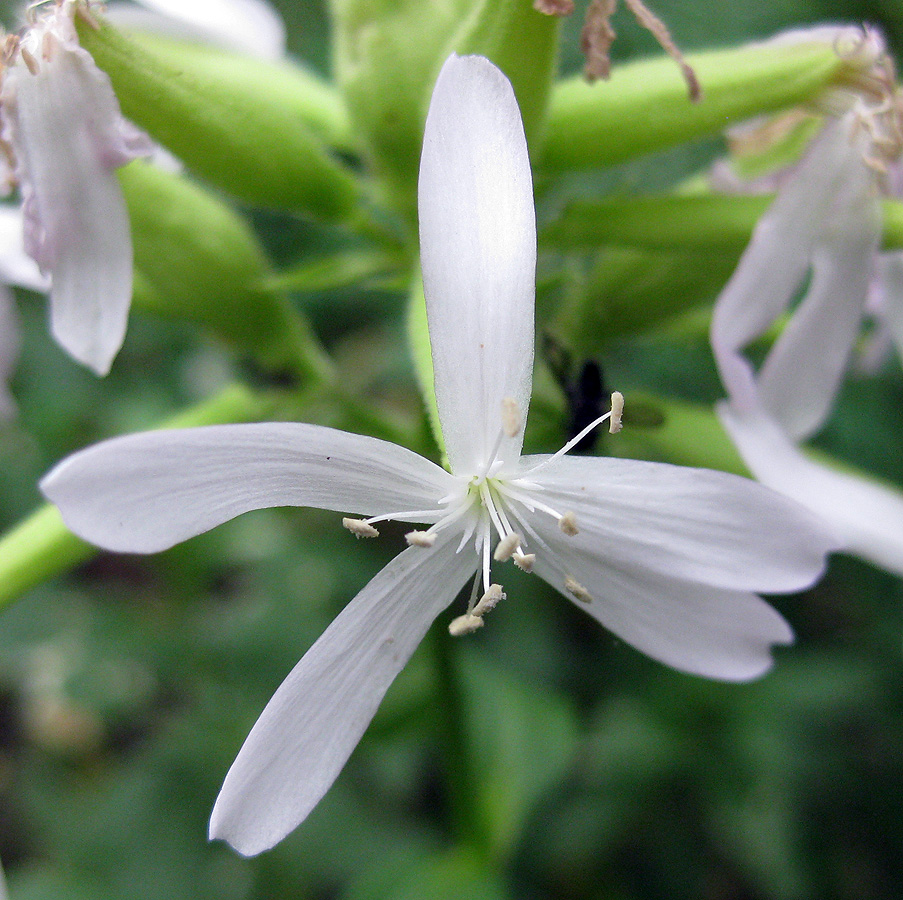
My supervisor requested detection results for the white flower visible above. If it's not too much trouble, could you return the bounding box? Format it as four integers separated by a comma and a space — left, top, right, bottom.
710, 32, 903, 577
0, 0, 153, 375
104, 0, 286, 61
41, 54, 835, 856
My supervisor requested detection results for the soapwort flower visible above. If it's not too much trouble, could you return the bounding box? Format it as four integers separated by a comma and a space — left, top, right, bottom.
710, 27, 903, 576
0, 0, 152, 374
41, 54, 835, 855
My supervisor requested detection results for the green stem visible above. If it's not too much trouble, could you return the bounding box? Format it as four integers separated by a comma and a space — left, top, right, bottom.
429, 624, 488, 854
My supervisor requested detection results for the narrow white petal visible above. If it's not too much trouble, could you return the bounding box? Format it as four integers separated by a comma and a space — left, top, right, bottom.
114, 0, 286, 59
521, 454, 835, 593
41, 423, 456, 552
533, 551, 793, 682
719, 401, 903, 578
0, 204, 49, 292
418, 54, 536, 474
209, 531, 475, 855
757, 160, 879, 441
1, 23, 151, 374
710, 117, 862, 405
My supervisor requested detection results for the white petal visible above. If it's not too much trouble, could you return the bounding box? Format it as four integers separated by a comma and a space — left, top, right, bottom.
209, 530, 475, 855
757, 159, 879, 441
110, 0, 286, 60
710, 117, 862, 407
533, 550, 792, 682
719, 401, 903, 578
41, 423, 456, 552
521, 454, 835, 593
1, 20, 151, 374
418, 54, 536, 475
0, 204, 49, 292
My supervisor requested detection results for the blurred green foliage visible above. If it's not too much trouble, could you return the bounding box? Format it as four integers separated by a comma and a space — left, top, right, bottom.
0, 0, 902, 898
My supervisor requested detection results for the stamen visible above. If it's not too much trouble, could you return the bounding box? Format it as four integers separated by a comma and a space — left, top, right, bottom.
472, 584, 505, 617
565, 576, 593, 604
558, 511, 579, 536
405, 530, 436, 548
493, 532, 522, 562
41, 29, 57, 62
342, 518, 379, 539
609, 391, 624, 434
501, 397, 522, 438
513, 552, 535, 572
449, 614, 484, 636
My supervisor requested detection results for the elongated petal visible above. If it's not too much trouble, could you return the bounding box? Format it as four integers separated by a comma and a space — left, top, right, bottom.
533, 548, 792, 682
0, 8, 152, 374
757, 161, 879, 440
41, 423, 455, 552
519, 454, 835, 593
419, 54, 536, 475
209, 531, 475, 855
719, 401, 903, 578
113, 0, 286, 60
710, 117, 861, 407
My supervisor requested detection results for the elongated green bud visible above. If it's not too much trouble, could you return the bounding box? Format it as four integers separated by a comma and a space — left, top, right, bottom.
77, 16, 362, 222
541, 28, 883, 171
543, 194, 903, 251
120, 161, 332, 383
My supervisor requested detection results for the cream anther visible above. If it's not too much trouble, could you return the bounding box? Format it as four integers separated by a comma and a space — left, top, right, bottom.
559, 511, 579, 536
513, 552, 535, 572
449, 614, 484, 636
565, 576, 593, 604
405, 530, 436, 548
501, 397, 522, 438
342, 517, 379, 539
472, 583, 505, 617
493, 532, 522, 562
609, 391, 624, 434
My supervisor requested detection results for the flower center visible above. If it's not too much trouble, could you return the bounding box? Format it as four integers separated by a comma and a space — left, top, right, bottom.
342, 392, 624, 635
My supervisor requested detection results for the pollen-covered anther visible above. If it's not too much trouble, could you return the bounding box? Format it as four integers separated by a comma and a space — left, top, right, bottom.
405, 530, 436, 548
493, 532, 522, 562
449, 614, 485, 636
609, 391, 624, 434
342, 517, 379, 539
41, 29, 58, 62
501, 397, 522, 438
513, 551, 535, 572
472, 583, 505, 617
559, 511, 579, 536
564, 576, 593, 604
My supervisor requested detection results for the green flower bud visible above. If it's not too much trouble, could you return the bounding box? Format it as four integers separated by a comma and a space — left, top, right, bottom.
77, 16, 362, 222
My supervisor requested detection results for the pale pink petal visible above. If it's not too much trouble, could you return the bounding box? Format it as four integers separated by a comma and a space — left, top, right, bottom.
419, 55, 536, 474
520, 453, 835, 593
0, 204, 48, 292
710, 117, 864, 409
719, 401, 903, 578
41, 423, 456, 553
1, 7, 152, 374
209, 530, 475, 856
757, 157, 880, 440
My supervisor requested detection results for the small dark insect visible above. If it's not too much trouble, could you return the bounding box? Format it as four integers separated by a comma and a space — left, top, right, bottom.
544, 334, 610, 454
